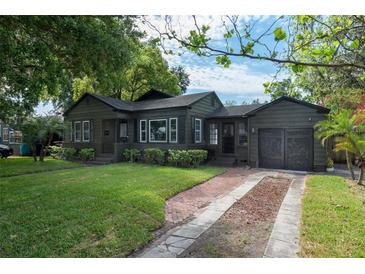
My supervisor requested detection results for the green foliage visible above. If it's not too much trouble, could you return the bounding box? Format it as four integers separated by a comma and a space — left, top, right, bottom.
263, 79, 303, 100
48, 146, 65, 160
167, 149, 208, 168
0, 16, 142, 122
79, 148, 95, 162
144, 148, 165, 165
170, 66, 190, 93
273, 27, 287, 41
122, 148, 141, 163
63, 147, 77, 160
327, 158, 334, 168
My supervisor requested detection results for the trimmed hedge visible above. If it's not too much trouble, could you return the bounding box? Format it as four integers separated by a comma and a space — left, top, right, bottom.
122, 148, 141, 163
168, 149, 208, 167
79, 148, 95, 162
144, 148, 165, 165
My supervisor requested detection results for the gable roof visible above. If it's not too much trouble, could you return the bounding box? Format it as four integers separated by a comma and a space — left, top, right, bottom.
135, 89, 173, 101
208, 104, 263, 118
245, 96, 330, 116
64, 91, 215, 115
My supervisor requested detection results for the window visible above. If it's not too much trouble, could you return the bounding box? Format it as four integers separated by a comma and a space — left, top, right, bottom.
140, 120, 147, 143
195, 118, 202, 143
82, 121, 90, 142
149, 119, 167, 142
239, 122, 248, 146
3, 127, 8, 142
74, 121, 81, 142
209, 123, 218, 145
9, 131, 14, 143
13, 131, 22, 143
120, 122, 127, 138
169, 118, 178, 143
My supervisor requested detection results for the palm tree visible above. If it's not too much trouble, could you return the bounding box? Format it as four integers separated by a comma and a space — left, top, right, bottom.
315, 109, 358, 180
334, 133, 365, 185
22, 116, 64, 161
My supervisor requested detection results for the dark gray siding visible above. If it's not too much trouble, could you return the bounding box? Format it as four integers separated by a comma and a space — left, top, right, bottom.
248, 100, 327, 171
186, 93, 222, 147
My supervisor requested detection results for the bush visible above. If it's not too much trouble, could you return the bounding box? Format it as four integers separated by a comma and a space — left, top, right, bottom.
167, 149, 208, 168
79, 148, 95, 162
189, 149, 208, 167
122, 148, 141, 163
144, 148, 165, 165
327, 158, 334, 168
48, 146, 64, 159
63, 147, 77, 160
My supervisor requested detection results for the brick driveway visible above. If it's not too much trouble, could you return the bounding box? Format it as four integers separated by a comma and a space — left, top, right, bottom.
165, 168, 257, 224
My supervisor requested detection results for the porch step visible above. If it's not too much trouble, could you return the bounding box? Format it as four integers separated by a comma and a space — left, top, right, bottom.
87, 154, 114, 165
208, 157, 237, 167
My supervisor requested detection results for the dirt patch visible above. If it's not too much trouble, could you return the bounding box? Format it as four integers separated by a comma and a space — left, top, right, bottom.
180, 176, 291, 258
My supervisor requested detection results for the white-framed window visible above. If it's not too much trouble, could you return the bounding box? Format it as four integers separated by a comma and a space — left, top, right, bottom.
169, 118, 178, 143
209, 123, 218, 145
140, 120, 147, 143
3, 127, 8, 142
149, 119, 167, 143
74, 121, 81, 142
9, 131, 14, 143
195, 118, 202, 143
82, 121, 90, 142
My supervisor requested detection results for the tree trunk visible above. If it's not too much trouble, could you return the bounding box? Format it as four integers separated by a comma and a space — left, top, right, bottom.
357, 166, 364, 185
346, 150, 355, 180
32, 144, 37, 162
39, 145, 44, 161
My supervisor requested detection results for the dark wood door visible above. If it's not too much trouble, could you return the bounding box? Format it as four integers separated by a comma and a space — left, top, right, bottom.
285, 129, 313, 171
102, 119, 115, 153
222, 123, 235, 154
259, 129, 285, 169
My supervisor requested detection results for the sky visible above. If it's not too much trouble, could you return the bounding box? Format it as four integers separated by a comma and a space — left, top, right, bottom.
36, 15, 285, 114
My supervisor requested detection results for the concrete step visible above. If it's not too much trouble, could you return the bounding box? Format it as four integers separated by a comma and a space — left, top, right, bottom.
208, 157, 237, 167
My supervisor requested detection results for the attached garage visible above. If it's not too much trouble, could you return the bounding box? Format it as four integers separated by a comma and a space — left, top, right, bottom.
247, 96, 329, 172
258, 128, 313, 171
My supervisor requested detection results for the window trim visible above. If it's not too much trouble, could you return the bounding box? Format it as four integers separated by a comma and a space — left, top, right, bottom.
74, 121, 82, 143
149, 119, 168, 143
139, 119, 147, 143
238, 122, 248, 146
209, 123, 218, 145
194, 118, 202, 143
82, 120, 90, 142
2, 127, 9, 142
169, 118, 178, 143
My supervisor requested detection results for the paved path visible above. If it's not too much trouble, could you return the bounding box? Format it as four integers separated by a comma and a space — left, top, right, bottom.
264, 175, 306, 258
139, 171, 277, 258
165, 168, 256, 224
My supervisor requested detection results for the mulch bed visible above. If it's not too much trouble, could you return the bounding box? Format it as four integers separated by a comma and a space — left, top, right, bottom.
180, 175, 291, 258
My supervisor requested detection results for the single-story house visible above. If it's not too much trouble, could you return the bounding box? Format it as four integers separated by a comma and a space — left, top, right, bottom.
0, 121, 23, 155
63, 89, 330, 171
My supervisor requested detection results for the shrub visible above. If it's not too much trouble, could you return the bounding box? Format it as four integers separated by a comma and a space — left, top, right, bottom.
79, 148, 95, 162
189, 149, 208, 167
144, 148, 165, 165
48, 146, 64, 159
327, 158, 334, 168
122, 148, 141, 163
167, 149, 208, 167
63, 147, 77, 160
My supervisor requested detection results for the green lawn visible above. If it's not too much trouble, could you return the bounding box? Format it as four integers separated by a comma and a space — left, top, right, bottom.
0, 156, 83, 177
301, 175, 365, 257
0, 162, 223, 257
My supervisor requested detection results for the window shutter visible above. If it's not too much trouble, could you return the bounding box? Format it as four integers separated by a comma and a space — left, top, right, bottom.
70, 121, 73, 142
191, 116, 195, 143
178, 116, 185, 144
134, 119, 137, 142
90, 120, 94, 142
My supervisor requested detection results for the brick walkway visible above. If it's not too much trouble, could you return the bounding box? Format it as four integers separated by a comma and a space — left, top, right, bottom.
165, 168, 257, 224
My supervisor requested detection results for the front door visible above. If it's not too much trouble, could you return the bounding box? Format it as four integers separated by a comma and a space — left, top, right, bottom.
102, 119, 115, 153
222, 123, 235, 154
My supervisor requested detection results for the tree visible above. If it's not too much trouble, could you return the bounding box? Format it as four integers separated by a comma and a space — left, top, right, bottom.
170, 66, 190, 93
315, 109, 365, 181
263, 78, 303, 100
0, 16, 142, 122
122, 45, 181, 101
22, 116, 64, 161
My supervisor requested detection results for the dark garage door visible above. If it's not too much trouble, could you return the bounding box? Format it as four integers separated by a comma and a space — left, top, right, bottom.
259, 128, 313, 171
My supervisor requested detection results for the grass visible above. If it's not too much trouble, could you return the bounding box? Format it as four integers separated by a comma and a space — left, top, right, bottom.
0, 156, 83, 177
301, 175, 365, 258
0, 162, 224, 257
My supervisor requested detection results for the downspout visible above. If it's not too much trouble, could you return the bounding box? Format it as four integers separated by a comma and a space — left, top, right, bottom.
247, 115, 251, 168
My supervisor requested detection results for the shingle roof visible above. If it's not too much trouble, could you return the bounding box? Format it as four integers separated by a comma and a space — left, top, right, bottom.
208, 104, 263, 118
66, 91, 215, 114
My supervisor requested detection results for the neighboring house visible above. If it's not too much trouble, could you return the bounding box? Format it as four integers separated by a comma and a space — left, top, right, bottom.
63, 89, 330, 171
0, 121, 23, 155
